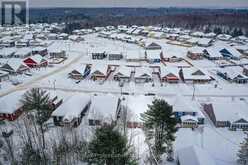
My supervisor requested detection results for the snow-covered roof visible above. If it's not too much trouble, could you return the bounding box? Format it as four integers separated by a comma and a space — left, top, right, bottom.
211, 101, 248, 122
197, 38, 212, 46
188, 47, 204, 54
0, 48, 16, 56
204, 48, 223, 58
125, 49, 145, 60
177, 145, 216, 165
170, 94, 199, 113
183, 67, 211, 80
217, 67, 247, 80
52, 94, 91, 120
114, 66, 133, 77
2, 59, 28, 72
0, 91, 25, 114
217, 34, 232, 40
90, 64, 108, 76
191, 31, 205, 37
145, 50, 162, 60
181, 115, 198, 122
15, 47, 32, 56
29, 54, 46, 64
160, 66, 179, 77
87, 94, 120, 122
134, 67, 153, 78
220, 47, 242, 58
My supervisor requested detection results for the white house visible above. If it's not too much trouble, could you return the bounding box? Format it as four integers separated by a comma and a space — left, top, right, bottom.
52, 94, 91, 127
87, 94, 121, 126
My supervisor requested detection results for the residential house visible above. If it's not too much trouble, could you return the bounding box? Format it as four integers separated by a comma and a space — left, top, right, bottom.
217, 67, 248, 84
134, 67, 153, 83
0, 70, 9, 82
187, 47, 204, 60
23, 54, 48, 68
90, 64, 109, 81
191, 31, 205, 38
47, 33, 57, 40
0, 91, 25, 121
145, 42, 162, 50
217, 34, 232, 41
1, 60, 29, 74
203, 102, 248, 130
49, 50, 66, 58
88, 94, 121, 126
14, 48, 32, 58
68, 35, 84, 42
170, 95, 205, 125
243, 66, 248, 76
166, 33, 179, 41
15, 39, 29, 47
113, 66, 133, 82
57, 33, 69, 40
219, 47, 242, 60
160, 67, 180, 83
108, 51, 123, 60
145, 50, 162, 63
125, 49, 145, 62
180, 115, 199, 128
0, 48, 16, 58
52, 94, 91, 127
92, 51, 107, 60
0, 38, 15, 47
203, 48, 223, 60
68, 64, 91, 80
182, 67, 212, 83
32, 47, 48, 56
197, 38, 213, 47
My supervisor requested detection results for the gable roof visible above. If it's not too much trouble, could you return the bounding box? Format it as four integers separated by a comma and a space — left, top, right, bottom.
0, 91, 25, 114
210, 101, 248, 123
87, 94, 120, 123
52, 94, 91, 120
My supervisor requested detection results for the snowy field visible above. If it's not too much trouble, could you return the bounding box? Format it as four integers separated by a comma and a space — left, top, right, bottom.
0, 33, 248, 164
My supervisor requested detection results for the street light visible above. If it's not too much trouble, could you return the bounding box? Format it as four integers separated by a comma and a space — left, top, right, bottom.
53, 80, 56, 91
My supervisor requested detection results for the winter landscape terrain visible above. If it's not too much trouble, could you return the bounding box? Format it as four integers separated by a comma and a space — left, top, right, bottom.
0, 23, 248, 165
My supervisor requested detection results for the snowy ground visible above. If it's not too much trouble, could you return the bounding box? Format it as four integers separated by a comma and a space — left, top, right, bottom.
0, 33, 248, 164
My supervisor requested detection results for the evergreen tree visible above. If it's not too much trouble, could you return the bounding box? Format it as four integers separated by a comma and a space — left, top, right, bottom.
237, 132, 248, 165
87, 125, 137, 165
20, 88, 52, 149
141, 99, 177, 161
214, 27, 222, 35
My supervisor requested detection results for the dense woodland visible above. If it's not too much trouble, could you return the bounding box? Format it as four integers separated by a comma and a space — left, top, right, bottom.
29, 8, 248, 36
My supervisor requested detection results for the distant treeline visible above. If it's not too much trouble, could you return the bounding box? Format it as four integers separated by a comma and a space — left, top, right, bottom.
29, 8, 248, 36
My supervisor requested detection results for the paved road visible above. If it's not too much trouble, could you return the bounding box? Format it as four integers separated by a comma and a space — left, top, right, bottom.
0, 53, 83, 98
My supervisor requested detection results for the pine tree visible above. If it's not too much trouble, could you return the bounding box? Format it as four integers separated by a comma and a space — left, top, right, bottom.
20, 88, 52, 149
87, 125, 137, 165
141, 99, 177, 161
237, 132, 248, 165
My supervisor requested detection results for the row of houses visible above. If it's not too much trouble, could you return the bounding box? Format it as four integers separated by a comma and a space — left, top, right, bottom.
68, 64, 213, 84
187, 46, 243, 60
0, 55, 48, 77
91, 48, 183, 64
0, 91, 62, 121
0, 89, 205, 129
0, 47, 48, 58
